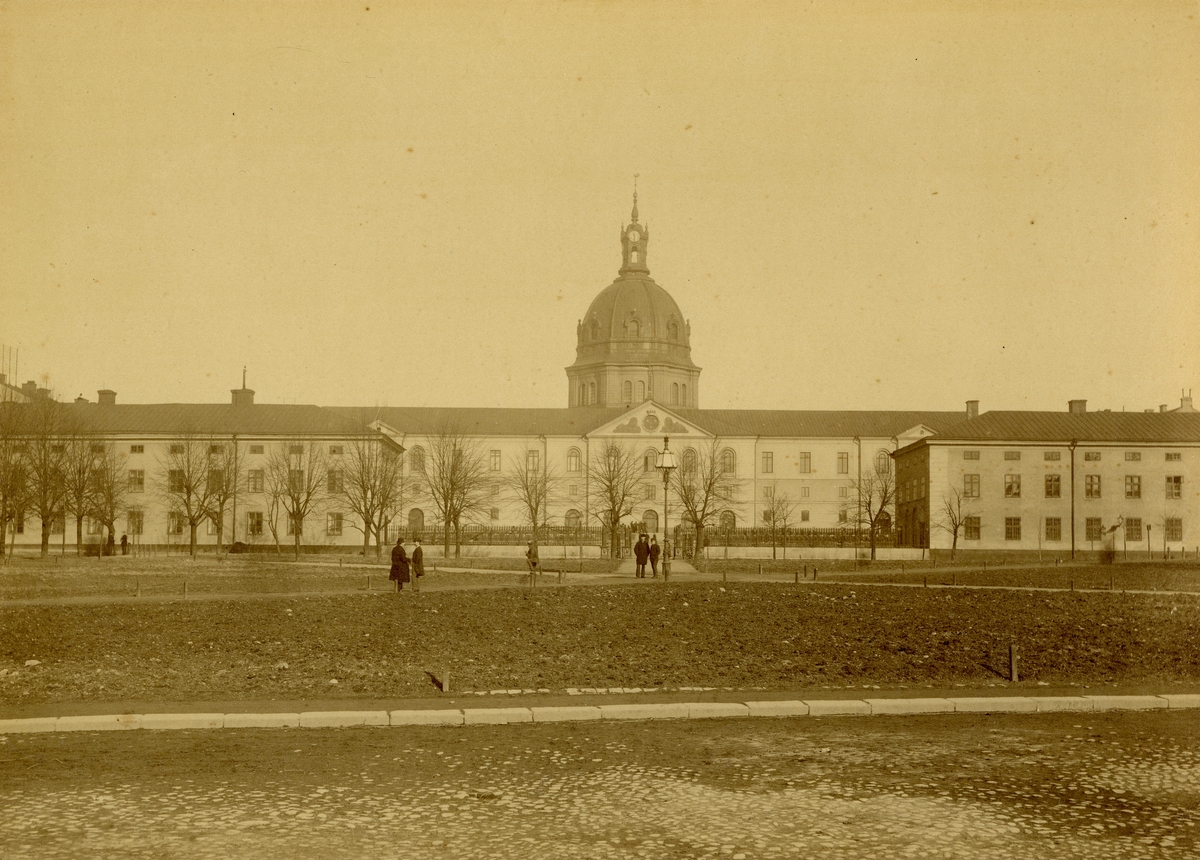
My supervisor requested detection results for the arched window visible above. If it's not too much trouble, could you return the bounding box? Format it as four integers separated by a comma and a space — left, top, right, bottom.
671, 383, 679, 405
589, 320, 600, 341
644, 449, 659, 473
720, 511, 736, 531
682, 448, 697, 476
588, 382, 597, 405
564, 509, 582, 530
720, 448, 737, 475
875, 449, 892, 475
642, 509, 658, 535
566, 448, 581, 473
637, 381, 646, 401
625, 318, 640, 338
408, 508, 424, 534
630, 249, 639, 263
409, 446, 426, 474
668, 320, 679, 341
623, 380, 633, 402
681, 384, 687, 407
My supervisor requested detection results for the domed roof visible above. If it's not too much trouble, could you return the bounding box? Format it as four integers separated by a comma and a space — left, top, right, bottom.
581, 274, 689, 347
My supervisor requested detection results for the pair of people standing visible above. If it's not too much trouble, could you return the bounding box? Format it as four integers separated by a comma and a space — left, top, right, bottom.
389, 536, 424, 591
634, 533, 661, 578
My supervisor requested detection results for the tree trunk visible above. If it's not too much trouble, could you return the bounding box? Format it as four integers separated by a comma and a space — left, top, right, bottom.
694, 522, 705, 561
869, 525, 877, 560
951, 531, 958, 560
443, 520, 451, 558
75, 515, 84, 556
363, 528, 371, 557
189, 522, 198, 557
294, 526, 301, 561
41, 519, 51, 557
453, 520, 462, 558
609, 520, 620, 560
0, 516, 6, 558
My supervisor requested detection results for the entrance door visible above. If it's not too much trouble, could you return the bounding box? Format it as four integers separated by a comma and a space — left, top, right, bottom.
642, 509, 659, 536
408, 508, 424, 537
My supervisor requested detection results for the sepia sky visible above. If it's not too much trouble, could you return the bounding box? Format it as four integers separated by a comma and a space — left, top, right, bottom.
2, 1, 1197, 413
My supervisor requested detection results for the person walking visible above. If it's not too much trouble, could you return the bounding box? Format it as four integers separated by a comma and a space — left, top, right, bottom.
389, 536, 410, 592
634, 533, 649, 578
649, 535, 661, 578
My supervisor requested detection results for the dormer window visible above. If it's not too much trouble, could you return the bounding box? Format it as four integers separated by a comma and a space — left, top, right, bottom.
625, 318, 640, 338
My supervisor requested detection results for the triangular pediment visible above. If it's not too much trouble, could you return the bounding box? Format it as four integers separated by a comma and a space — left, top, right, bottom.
895, 424, 938, 446
591, 401, 710, 438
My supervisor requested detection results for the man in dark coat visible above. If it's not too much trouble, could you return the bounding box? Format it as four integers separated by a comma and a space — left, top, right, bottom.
634, 533, 649, 578
412, 539, 424, 578
649, 535, 661, 578
389, 536, 410, 592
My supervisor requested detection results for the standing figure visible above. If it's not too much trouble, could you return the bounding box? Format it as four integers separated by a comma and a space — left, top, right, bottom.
526, 541, 539, 576
649, 535, 661, 578
120, 533, 128, 556
634, 533, 649, 578
412, 539, 424, 578
389, 536, 410, 592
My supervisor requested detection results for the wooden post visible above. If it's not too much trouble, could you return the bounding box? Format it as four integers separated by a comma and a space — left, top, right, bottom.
923, 575, 927, 588
1009, 644, 1018, 683
758, 562, 762, 576
136, 579, 140, 597
367, 574, 372, 591
952, 571, 956, 586
794, 568, 799, 584
1070, 579, 1074, 591
722, 568, 727, 583
443, 669, 450, 694
804, 564, 808, 579
813, 567, 818, 581
183, 579, 188, 599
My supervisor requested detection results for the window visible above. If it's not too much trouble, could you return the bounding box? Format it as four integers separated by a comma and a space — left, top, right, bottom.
246, 511, 264, 536
50, 514, 64, 535
838, 486, 849, 498
1085, 475, 1101, 498
800, 510, 810, 522
588, 382, 596, 405
249, 445, 264, 455
491, 482, 500, 497
1004, 474, 1021, 498
622, 381, 633, 402
88, 443, 104, 455
207, 469, 224, 495
964, 516, 981, 541
1044, 474, 1060, 498
288, 469, 304, 494
1005, 517, 1021, 541
409, 447, 426, 473
1125, 451, 1141, 461
682, 449, 697, 475
14, 513, 22, 534
1084, 451, 1101, 462
87, 517, 103, 536
838, 510, 848, 523
798, 452, 811, 473
1044, 451, 1061, 461
128, 470, 145, 492
1166, 518, 1183, 542
287, 513, 302, 536
720, 449, 736, 475
526, 450, 540, 473
643, 484, 656, 501
568, 484, 580, 498
637, 381, 646, 401
837, 452, 849, 474
875, 451, 891, 474
762, 452, 773, 474
762, 485, 774, 499
130, 445, 144, 454
329, 445, 343, 456
207, 516, 219, 536
327, 469, 343, 493
800, 486, 810, 498
209, 445, 223, 455
168, 512, 185, 535
326, 513, 343, 536
490, 507, 500, 521
51, 444, 64, 453
247, 469, 264, 493
681, 384, 687, 406
964, 474, 980, 498
1124, 517, 1142, 541
1166, 476, 1182, 499
963, 450, 980, 460
1125, 475, 1141, 499
489, 450, 501, 471
1166, 452, 1181, 461
671, 383, 679, 405
1085, 518, 1103, 541
565, 510, 582, 529
127, 510, 143, 536
1004, 451, 1021, 461
169, 444, 184, 455
1045, 517, 1061, 541
566, 448, 581, 473
168, 470, 185, 493
288, 445, 304, 455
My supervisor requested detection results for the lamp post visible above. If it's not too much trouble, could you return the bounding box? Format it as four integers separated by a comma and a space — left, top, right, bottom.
656, 435, 677, 581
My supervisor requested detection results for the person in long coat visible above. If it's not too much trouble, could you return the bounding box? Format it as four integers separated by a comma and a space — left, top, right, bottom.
634, 534, 649, 578
412, 539, 424, 578
649, 536, 661, 578
389, 536, 410, 591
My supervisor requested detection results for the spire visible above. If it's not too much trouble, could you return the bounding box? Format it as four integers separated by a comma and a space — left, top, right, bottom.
631, 173, 639, 223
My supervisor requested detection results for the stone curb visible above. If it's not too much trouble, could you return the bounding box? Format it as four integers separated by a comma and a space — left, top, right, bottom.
1, 695, 1196, 735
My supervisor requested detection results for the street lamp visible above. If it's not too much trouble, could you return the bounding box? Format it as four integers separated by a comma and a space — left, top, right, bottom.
656, 435, 677, 581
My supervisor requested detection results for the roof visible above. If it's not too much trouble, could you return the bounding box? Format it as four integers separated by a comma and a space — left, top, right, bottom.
688, 410, 968, 439
330, 406, 628, 438
28, 403, 371, 437
906, 411, 1200, 446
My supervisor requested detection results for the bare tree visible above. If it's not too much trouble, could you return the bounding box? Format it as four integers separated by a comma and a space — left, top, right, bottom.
158, 433, 215, 557
588, 442, 642, 559
339, 433, 408, 556
60, 421, 98, 555
935, 487, 975, 561
503, 450, 559, 556
845, 455, 896, 560
423, 427, 488, 558
203, 439, 240, 556
761, 481, 796, 560
374, 444, 415, 554
21, 397, 69, 558
0, 398, 28, 560
264, 438, 328, 560
670, 438, 740, 559
89, 442, 129, 555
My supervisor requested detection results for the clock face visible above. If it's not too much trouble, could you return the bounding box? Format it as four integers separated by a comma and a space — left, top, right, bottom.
628, 230, 640, 242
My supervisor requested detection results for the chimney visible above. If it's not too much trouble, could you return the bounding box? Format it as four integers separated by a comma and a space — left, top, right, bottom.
1068, 399, 1087, 414
1160, 404, 1169, 413
22, 381, 36, 398
965, 400, 979, 420
97, 389, 116, 406
75, 396, 88, 404
1181, 389, 1195, 412
231, 388, 255, 407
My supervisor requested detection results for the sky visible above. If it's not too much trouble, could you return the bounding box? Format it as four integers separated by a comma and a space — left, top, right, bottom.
2, 1, 1197, 413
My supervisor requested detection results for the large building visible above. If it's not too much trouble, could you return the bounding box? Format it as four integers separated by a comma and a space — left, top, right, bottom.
3, 198, 1196, 557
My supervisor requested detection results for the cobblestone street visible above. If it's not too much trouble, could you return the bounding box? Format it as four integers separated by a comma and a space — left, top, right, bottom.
1, 710, 1197, 858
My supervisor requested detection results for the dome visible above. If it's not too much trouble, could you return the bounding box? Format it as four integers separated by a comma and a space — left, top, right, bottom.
577, 274, 693, 358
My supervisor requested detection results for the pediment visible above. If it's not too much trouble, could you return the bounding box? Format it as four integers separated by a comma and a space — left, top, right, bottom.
591, 402, 710, 438
895, 424, 938, 446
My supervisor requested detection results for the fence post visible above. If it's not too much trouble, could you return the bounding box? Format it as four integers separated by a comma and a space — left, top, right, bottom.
1009, 644, 1018, 683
